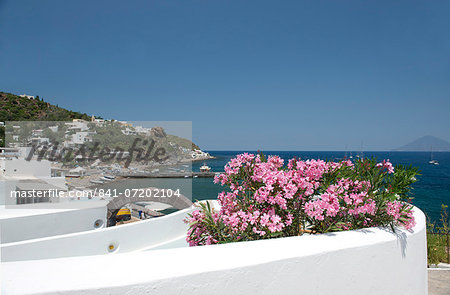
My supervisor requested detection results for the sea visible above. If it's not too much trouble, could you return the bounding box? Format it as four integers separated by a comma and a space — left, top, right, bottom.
106, 151, 450, 226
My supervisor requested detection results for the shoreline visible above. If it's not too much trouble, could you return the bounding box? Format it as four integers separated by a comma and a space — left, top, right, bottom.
64, 154, 217, 190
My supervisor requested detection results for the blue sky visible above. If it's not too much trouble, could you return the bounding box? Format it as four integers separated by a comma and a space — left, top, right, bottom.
1, 0, 449, 150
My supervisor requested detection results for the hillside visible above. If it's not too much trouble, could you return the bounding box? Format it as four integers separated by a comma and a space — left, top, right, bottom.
393, 135, 450, 152
0, 92, 90, 122
0, 91, 201, 151
0, 91, 92, 147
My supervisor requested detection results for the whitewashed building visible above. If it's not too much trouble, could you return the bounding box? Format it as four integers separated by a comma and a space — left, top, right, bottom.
121, 127, 137, 136
18, 94, 35, 99
71, 131, 94, 145
65, 120, 89, 132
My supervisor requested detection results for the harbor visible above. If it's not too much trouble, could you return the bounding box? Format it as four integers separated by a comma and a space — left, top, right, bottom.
117, 171, 219, 178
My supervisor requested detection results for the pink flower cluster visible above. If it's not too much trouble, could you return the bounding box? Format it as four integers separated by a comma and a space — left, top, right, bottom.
304, 178, 376, 224
376, 159, 395, 174
386, 200, 416, 230
186, 208, 219, 246
185, 154, 416, 246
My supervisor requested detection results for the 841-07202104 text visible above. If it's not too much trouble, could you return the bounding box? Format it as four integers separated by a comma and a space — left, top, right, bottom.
95, 188, 182, 198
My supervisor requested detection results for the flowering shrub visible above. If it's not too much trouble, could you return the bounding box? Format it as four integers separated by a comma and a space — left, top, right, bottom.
185, 153, 419, 246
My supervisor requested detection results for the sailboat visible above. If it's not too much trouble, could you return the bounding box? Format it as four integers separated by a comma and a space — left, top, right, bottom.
429, 146, 439, 165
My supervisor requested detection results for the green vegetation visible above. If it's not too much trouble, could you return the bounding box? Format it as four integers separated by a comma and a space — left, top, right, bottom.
86, 122, 186, 158
427, 204, 449, 266
0, 91, 201, 157
87, 121, 143, 151
167, 134, 200, 151
0, 92, 90, 121
0, 91, 90, 146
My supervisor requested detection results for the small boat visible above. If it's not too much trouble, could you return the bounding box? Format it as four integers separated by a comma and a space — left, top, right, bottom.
429, 147, 439, 165
200, 164, 211, 172
90, 179, 104, 184
103, 175, 116, 180
101, 177, 114, 181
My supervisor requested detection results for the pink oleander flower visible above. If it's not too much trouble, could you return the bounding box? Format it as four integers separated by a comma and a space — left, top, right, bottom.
386, 200, 402, 219
186, 154, 417, 246
376, 159, 394, 174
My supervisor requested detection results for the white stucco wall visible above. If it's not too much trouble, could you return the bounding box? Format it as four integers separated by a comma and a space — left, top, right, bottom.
71, 131, 91, 144
0, 201, 108, 244
0, 204, 194, 262
3, 159, 52, 178
0, 180, 16, 206
1, 158, 67, 206
0, 176, 67, 206
1, 205, 427, 295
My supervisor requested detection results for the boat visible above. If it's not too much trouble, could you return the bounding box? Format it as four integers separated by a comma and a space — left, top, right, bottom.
429, 160, 439, 165
429, 147, 439, 165
200, 164, 211, 172
90, 179, 104, 184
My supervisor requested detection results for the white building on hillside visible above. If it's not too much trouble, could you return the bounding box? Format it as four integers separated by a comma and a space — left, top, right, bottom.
71, 131, 94, 145
191, 149, 210, 160
65, 120, 89, 132
122, 127, 137, 136
135, 126, 151, 136
19, 94, 35, 99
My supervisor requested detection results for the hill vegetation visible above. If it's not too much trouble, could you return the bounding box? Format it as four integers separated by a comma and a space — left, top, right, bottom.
0, 91, 200, 151
0, 91, 91, 147
0, 92, 90, 121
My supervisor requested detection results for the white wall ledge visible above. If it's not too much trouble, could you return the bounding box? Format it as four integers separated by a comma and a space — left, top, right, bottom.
1, 205, 428, 295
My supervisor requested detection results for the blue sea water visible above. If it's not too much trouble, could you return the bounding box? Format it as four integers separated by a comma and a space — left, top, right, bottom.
192, 151, 450, 225
105, 151, 449, 225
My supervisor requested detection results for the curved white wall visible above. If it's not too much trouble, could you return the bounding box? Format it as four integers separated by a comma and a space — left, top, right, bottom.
0, 201, 107, 244
1, 205, 194, 262
1, 205, 427, 295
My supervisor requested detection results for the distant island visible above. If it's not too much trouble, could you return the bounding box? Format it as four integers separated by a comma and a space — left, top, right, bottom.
393, 135, 450, 152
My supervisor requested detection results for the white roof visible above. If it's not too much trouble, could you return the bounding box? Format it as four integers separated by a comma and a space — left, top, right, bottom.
69, 167, 86, 173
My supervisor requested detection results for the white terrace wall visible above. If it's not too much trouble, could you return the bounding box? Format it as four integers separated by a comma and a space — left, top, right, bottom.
2, 206, 427, 295
3, 159, 51, 178
1, 205, 195, 262
0, 201, 108, 244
